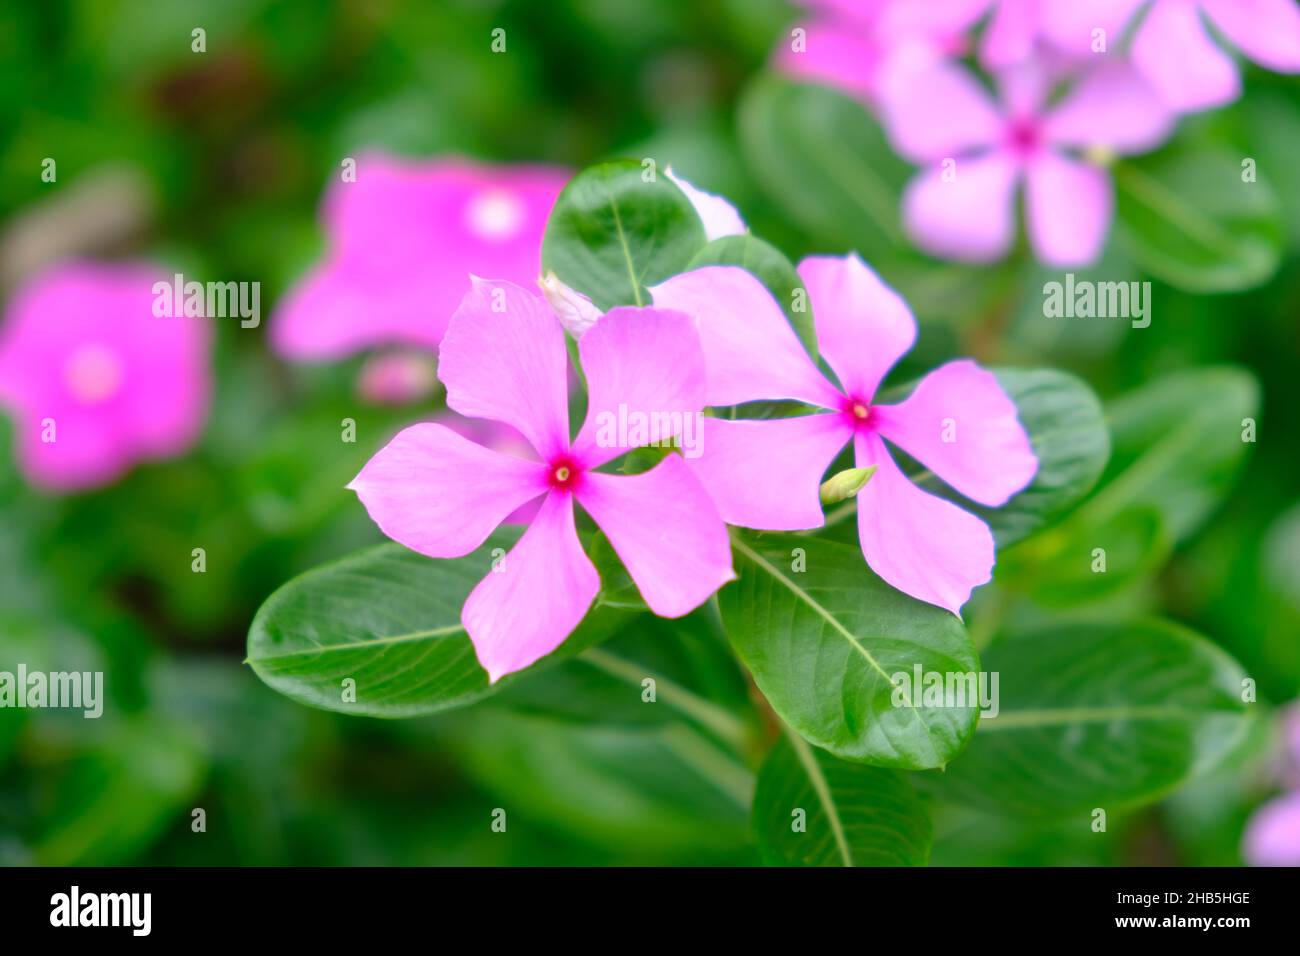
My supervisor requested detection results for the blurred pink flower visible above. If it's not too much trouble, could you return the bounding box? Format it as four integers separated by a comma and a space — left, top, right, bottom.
948, 0, 1141, 68
348, 278, 733, 681
0, 262, 211, 492
1244, 791, 1300, 866
880, 59, 1173, 265
1128, 0, 1300, 112
653, 255, 1037, 615
775, 0, 974, 103
270, 154, 568, 361
356, 351, 439, 405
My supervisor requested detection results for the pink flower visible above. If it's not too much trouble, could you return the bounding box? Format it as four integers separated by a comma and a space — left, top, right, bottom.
348, 278, 735, 681
879, 59, 1173, 265
1127, 0, 1300, 112
775, 0, 974, 104
356, 351, 439, 405
0, 261, 211, 492
271, 154, 568, 361
1244, 791, 1300, 866
652, 255, 1037, 614
950, 0, 1142, 68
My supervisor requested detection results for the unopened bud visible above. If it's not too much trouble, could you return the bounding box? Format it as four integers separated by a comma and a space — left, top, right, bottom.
820, 466, 877, 506
539, 271, 603, 338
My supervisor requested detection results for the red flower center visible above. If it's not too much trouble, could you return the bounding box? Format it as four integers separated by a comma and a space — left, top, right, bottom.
548, 457, 582, 492
842, 396, 872, 428
1007, 118, 1040, 156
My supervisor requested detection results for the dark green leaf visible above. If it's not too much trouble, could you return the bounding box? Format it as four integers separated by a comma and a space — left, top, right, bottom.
928, 620, 1254, 817
720, 533, 978, 769
753, 735, 931, 866
541, 160, 707, 310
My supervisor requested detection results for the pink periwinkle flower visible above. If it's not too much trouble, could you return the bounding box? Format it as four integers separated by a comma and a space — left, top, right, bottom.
348, 278, 735, 681
1244, 706, 1300, 866
356, 350, 439, 405
775, 0, 974, 104
0, 261, 211, 492
946, 0, 1143, 68
271, 154, 569, 361
880, 59, 1173, 266
1125, 0, 1300, 112
652, 254, 1038, 614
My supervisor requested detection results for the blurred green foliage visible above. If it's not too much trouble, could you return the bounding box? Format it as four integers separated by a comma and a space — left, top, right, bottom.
1, 0, 1297, 865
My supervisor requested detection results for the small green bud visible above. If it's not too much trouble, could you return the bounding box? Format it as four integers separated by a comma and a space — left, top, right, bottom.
819, 465, 877, 506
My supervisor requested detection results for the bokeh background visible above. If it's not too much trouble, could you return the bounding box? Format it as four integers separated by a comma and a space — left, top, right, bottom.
1, 0, 1297, 865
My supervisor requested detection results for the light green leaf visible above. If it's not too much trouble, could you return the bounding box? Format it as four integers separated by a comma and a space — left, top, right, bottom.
929, 620, 1254, 817
720, 533, 978, 770
753, 735, 931, 866
738, 76, 910, 258
1114, 143, 1284, 293
541, 159, 707, 310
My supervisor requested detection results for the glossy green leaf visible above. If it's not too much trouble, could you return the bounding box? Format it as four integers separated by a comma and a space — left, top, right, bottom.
246, 530, 636, 718
753, 735, 931, 866
738, 76, 910, 258
688, 233, 818, 359
720, 533, 979, 769
1114, 144, 1284, 293
929, 620, 1254, 817
541, 159, 707, 310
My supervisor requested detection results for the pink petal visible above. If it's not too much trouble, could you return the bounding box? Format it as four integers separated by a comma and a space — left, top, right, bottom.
854, 431, 995, 615
981, 0, 1039, 68
462, 492, 599, 682
879, 60, 1004, 162
797, 253, 917, 402
773, 19, 884, 103
1131, 0, 1241, 112
1039, 0, 1145, 58
1042, 62, 1175, 154
649, 266, 840, 409
576, 455, 735, 617
271, 154, 567, 361
1203, 0, 1300, 72
348, 423, 548, 559
872, 359, 1037, 507
571, 306, 707, 469
1243, 791, 1300, 867
437, 277, 571, 462
902, 150, 1021, 264
1024, 152, 1112, 267
684, 414, 854, 530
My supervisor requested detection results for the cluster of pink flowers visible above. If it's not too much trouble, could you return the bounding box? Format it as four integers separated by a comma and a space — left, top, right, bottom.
778, 0, 1300, 265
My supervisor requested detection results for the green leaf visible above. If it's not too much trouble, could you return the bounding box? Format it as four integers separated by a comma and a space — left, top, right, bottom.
720, 533, 978, 770
439, 708, 753, 857
246, 530, 636, 718
738, 76, 910, 258
928, 620, 1254, 817
541, 159, 707, 310
1114, 143, 1284, 293
688, 233, 818, 359
753, 735, 932, 866
1082, 366, 1259, 544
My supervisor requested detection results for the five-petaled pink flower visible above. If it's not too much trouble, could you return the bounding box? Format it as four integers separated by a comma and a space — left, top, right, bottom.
1123, 0, 1300, 112
0, 261, 211, 492
879, 59, 1173, 266
271, 153, 568, 361
652, 254, 1038, 614
348, 278, 735, 681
